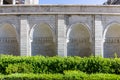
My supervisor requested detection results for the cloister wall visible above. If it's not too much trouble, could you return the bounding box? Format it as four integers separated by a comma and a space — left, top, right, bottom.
0, 5, 120, 57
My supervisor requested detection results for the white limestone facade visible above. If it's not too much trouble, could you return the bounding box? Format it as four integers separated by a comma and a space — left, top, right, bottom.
0, 4, 120, 57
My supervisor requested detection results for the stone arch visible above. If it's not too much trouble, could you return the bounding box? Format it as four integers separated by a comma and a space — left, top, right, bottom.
103, 23, 120, 58
0, 23, 19, 55
30, 23, 56, 56
67, 23, 92, 57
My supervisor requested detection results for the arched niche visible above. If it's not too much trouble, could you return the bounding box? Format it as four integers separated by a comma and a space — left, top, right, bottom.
30, 23, 56, 56
0, 23, 19, 55
67, 23, 91, 57
104, 23, 120, 58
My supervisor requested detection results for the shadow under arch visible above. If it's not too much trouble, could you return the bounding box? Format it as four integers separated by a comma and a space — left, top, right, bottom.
0, 23, 20, 55
30, 23, 56, 56
67, 23, 92, 57
103, 22, 120, 58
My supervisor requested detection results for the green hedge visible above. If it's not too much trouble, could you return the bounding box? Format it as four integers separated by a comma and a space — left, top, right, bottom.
0, 55, 120, 74
0, 71, 120, 80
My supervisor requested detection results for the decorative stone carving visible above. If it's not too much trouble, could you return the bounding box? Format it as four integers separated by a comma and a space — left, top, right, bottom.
105, 37, 120, 43
33, 37, 53, 44
68, 37, 91, 57
32, 37, 55, 56
69, 38, 89, 43
0, 37, 19, 55
104, 37, 120, 57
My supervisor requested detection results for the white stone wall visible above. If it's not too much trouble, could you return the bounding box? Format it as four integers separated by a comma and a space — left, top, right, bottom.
0, 5, 120, 57
102, 16, 120, 57
0, 16, 20, 55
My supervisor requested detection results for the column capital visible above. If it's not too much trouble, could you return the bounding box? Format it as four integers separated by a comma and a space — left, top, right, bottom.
95, 15, 102, 21
58, 15, 65, 20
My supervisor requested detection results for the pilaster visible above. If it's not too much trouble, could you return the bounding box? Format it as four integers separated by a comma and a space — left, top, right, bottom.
20, 16, 30, 56
57, 15, 67, 56
95, 15, 103, 57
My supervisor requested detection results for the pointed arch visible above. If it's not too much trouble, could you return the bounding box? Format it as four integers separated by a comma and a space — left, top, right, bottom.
30, 23, 56, 56
67, 23, 92, 57
103, 22, 120, 58
0, 23, 19, 55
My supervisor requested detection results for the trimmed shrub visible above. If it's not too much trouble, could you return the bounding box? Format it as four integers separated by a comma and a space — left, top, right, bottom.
110, 58, 120, 74
90, 73, 120, 80
63, 70, 88, 80
1, 55, 120, 75
1, 73, 63, 80
78, 56, 111, 73
6, 63, 33, 74
1, 72, 120, 80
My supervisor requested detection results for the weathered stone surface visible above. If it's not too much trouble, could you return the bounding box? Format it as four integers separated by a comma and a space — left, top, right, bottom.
0, 1, 120, 57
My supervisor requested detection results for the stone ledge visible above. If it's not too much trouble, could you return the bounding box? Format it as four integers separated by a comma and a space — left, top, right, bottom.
0, 12, 120, 15
0, 5, 120, 14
